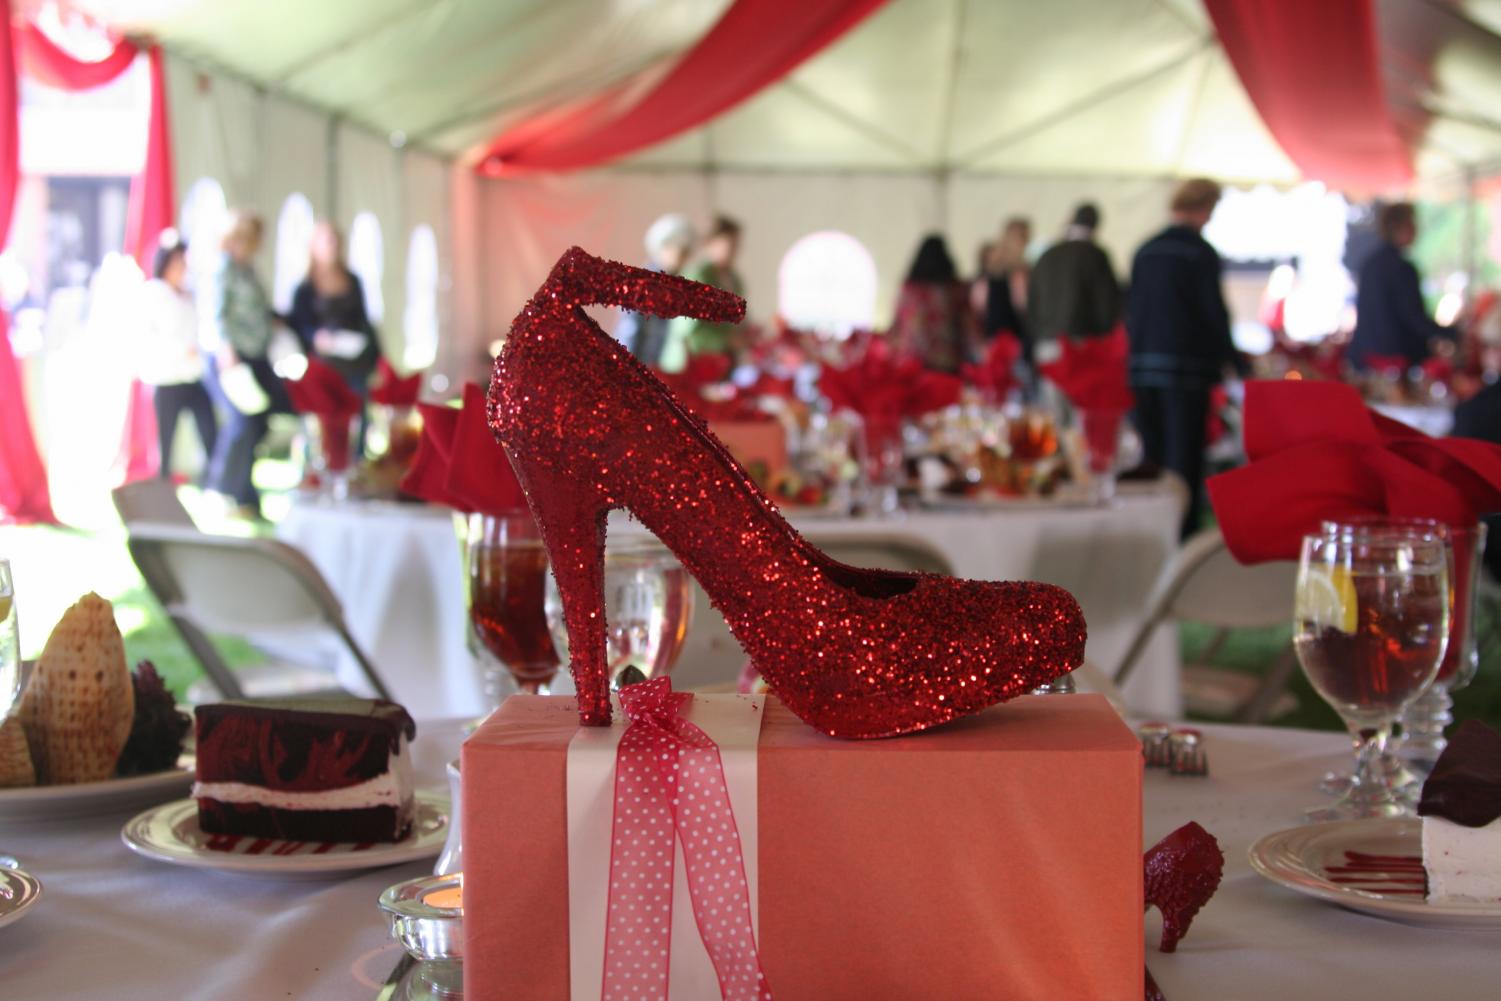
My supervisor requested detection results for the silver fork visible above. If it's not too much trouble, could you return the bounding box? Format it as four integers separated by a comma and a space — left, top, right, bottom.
1169, 729, 1208, 777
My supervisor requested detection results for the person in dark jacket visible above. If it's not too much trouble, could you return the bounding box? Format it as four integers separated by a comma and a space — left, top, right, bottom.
288, 220, 380, 393
1349, 202, 1456, 370
1028, 203, 1121, 344
1127, 178, 1244, 538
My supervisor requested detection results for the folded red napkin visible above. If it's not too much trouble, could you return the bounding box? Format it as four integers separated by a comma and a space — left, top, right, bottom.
370, 357, 423, 406
818, 338, 962, 428
286, 357, 363, 471
1039, 327, 1134, 412
1207, 380, 1501, 563
398, 384, 528, 514
961, 332, 1022, 404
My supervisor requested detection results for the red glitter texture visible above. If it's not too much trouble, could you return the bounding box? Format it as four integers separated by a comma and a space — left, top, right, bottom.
488, 247, 1086, 738
1144, 821, 1225, 953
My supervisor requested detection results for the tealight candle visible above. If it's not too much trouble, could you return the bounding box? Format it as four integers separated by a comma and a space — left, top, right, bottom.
422, 884, 463, 910
379, 871, 465, 969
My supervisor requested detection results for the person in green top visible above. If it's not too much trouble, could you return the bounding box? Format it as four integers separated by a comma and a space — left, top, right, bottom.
660, 215, 745, 373
203, 208, 286, 519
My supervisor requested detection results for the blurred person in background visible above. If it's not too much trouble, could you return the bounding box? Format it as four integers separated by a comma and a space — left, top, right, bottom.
617, 212, 695, 366
289, 220, 380, 393
139, 234, 217, 482
1348, 202, 1457, 370
203, 209, 285, 519
1127, 178, 1244, 537
662, 214, 745, 373
1028, 202, 1120, 344
890, 233, 980, 373
982, 217, 1032, 353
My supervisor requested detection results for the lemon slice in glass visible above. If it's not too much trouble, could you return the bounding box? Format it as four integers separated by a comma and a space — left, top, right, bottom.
0, 592, 11, 622
1297, 566, 1358, 633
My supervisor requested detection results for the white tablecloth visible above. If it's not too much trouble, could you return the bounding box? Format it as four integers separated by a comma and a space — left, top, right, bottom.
277, 485, 1184, 719
5, 717, 1498, 1000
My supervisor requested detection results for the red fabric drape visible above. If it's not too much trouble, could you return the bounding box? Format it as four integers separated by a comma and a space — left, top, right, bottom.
124, 45, 174, 270
16, 27, 168, 483
1204, 0, 1411, 192
18, 23, 137, 89
0, 1, 55, 524
480, 0, 887, 175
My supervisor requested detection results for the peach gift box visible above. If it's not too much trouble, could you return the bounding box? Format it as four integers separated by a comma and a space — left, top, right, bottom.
462, 693, 1143, 1000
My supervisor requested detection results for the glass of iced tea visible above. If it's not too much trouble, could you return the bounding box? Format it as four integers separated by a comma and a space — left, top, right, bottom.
1293, 526, 1449, 821
465, 513, 561, 710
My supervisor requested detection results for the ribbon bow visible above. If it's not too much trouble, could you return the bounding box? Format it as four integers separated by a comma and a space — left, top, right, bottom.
603, 678, 773, 1001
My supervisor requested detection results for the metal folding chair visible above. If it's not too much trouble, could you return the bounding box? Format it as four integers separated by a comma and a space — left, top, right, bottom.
1113, 526, 1300, 723
122, 523, 393, 702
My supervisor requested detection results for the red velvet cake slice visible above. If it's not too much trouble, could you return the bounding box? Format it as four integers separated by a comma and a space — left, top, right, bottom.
193, 697, 417, 842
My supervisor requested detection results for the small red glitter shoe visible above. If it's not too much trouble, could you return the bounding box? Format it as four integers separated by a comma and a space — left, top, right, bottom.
489, 247, 1086, 738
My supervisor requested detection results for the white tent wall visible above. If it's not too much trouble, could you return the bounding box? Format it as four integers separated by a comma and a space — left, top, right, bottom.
337, 125, 405, 359
478, 169, 1180, 346
163, 51, 467, 378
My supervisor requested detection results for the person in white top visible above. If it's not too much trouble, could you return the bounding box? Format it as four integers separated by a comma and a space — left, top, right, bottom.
139, 235, 217, 481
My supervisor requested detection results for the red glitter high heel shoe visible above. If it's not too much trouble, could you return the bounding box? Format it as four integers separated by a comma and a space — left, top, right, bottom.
489, 248, 1086, 738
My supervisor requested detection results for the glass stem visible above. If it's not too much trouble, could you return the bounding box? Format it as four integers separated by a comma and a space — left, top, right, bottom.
1349, 722, 1392, 796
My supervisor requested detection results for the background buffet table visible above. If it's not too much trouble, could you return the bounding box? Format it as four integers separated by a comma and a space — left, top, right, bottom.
277, 482, 1185, 720
2, 717, 1497, 1000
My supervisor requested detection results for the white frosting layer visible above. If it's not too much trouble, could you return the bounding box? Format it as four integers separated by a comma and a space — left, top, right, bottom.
194, 736, 412, 812
1422, 814, 1501, 903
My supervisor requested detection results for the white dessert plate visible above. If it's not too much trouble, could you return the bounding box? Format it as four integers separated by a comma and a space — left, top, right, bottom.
0, 758, 193, 823
1249, 818, 1501, 928
0, 868, 43, 931
121, 789, 448, 878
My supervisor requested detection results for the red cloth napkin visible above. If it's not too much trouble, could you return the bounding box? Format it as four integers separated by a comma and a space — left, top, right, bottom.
399, 384, 528, 514
286, 358, 363, 471
818, 338, 961, 429
961, 332, 1022, 403
1039, 327, 1135, 412
1207, 380, 1501, 563
370, 357, 423, 406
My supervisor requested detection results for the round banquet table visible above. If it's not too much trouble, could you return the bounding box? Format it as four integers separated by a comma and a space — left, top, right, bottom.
3, 718, 1497, 1000
276, 484, 1184, 720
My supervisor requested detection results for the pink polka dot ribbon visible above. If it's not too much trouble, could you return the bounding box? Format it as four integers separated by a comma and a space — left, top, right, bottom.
602, 678, 773, 1001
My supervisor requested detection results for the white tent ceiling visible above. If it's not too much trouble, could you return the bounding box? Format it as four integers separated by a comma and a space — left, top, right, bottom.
67, 0, 1501, 188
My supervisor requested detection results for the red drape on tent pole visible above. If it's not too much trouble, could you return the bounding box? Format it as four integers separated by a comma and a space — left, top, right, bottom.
1204, 0, 1412, 192
14, 26, 169, 482
18, 22, 137, 88
479, 0, 887, 175
125, 45, 174, 271
0, 1, 55, 525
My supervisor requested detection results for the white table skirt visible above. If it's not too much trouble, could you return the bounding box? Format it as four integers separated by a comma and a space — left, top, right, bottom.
277, 485, 1184, 720
5, 717, 1498, 1000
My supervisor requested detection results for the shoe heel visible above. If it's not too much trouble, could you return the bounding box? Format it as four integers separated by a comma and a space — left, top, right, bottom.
510, 456, 612, 726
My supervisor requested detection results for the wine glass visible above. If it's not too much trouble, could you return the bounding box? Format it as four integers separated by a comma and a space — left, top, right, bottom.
1397, 521, 1487, 775
1293, 527, 1449, 821
544, 544, 695, 688
464, 513, 560, 711
0, 559, 18, 718
1076, 407, 1126, 503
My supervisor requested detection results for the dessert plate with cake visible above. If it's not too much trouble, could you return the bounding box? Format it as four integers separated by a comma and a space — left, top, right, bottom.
1, 594, 193, 822
122, 696, 449, 877
1249, 721, 1501, 927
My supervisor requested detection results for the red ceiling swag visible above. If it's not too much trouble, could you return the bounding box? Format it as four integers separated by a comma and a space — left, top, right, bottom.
479, 0, 887, 175
11, 22, 177, 485
0, 1, 53, 524
1204, 0, 1412, 192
